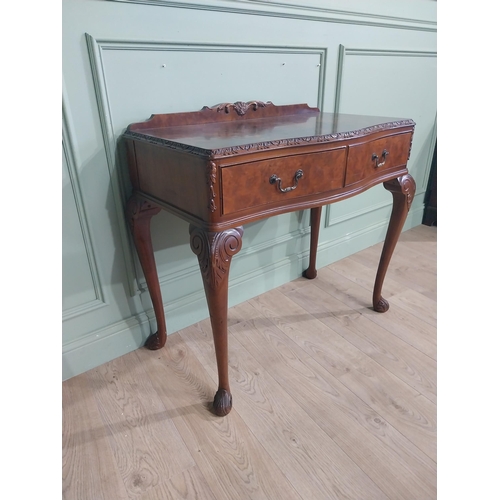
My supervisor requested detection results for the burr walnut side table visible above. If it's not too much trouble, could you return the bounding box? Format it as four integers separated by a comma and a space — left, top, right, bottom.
123, 101, 416, 416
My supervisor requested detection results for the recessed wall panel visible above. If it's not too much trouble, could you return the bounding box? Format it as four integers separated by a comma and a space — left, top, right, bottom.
91, 39, 326, 286
327, 46, 437, 226
62, 144, 100, 312
100, 44, 324, 132
335, 47, 437, 189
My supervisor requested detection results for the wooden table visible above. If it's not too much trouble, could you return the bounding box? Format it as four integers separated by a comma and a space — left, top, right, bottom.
124, 101, 416, 416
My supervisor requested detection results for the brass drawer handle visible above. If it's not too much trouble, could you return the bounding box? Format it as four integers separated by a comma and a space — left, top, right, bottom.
269, 169, 304, 193
372, 149, 389, 168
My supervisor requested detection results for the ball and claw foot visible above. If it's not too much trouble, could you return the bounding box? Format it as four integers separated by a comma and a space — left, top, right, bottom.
373, 297, 390, 313
213, 389, 232, 416
145, 331, 166, 350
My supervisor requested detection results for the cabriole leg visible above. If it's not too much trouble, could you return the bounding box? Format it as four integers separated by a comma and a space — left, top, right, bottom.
189, 225, 244, 416
126, 193, 167, 350
373, 174, 416, 312
304, 206, 322, 279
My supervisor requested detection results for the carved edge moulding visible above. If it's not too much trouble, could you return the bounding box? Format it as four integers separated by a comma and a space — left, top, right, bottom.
125, 100, 415, 158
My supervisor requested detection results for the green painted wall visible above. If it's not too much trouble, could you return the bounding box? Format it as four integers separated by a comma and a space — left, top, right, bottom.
62, 0, 437, 380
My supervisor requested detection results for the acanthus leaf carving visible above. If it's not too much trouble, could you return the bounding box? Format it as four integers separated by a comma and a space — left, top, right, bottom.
189, 226, 243, 290
203, 100, 272, 116
207, 161, 217, 212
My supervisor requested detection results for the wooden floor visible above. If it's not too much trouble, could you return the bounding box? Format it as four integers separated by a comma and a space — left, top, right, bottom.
62, 224, 437, 500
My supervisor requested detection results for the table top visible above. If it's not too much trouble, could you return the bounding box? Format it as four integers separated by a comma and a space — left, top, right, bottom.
124, 102, 414, 157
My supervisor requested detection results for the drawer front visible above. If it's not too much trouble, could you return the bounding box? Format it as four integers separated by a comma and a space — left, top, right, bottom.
221, 148, 347, 214
345, 132, 412, 186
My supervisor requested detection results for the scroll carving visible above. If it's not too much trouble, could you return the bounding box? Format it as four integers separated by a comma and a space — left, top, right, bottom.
203, 100, 272, 116
383, 174, 416, 212
189, 226, 244, 290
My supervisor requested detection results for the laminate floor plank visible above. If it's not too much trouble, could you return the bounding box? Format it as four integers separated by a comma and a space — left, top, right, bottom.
325, 256, 409, 300
389, 288, 437, 327
229, 300, 437, 499
249, 289, 437, 462
62, 225, 437, 500
393, 232, 437, 261
136, 333, 303, 500
62, 375, 129, 500
355, 226, 436, 266
138, 466, 217, 500
315, 267, 437, 360
349, 233, 437, 301
351, 241, 436, 272
181, 319, 390, 500
284, 281, 437, 404
398, 224, 437, 244
326, 254, 437, 320
86, 353, 195, 498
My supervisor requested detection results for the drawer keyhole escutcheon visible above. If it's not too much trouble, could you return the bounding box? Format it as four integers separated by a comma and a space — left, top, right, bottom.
372, 149, 389, 168
269, 169, 304, 193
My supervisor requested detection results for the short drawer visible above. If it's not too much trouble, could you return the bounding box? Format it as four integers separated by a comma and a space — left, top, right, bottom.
221, 148, 347, 214
345, 132, 412, 186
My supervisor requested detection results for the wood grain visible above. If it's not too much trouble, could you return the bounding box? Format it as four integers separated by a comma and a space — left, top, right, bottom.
87, 353, 195, 498
229, 300, 437, 499
138, 333, 302, 500
182, 319, 390, 500
62, 225, 437, 500
249, 289, 437, 462
350, 237, 437, 301
315, 266, 437, 360
138, 466, 217, 500
326, 256, 408, 300
62, 375, 129, 500
284, 281, 437, 403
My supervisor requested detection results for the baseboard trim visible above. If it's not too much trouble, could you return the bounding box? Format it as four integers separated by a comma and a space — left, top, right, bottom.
62, 313, 151, 380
